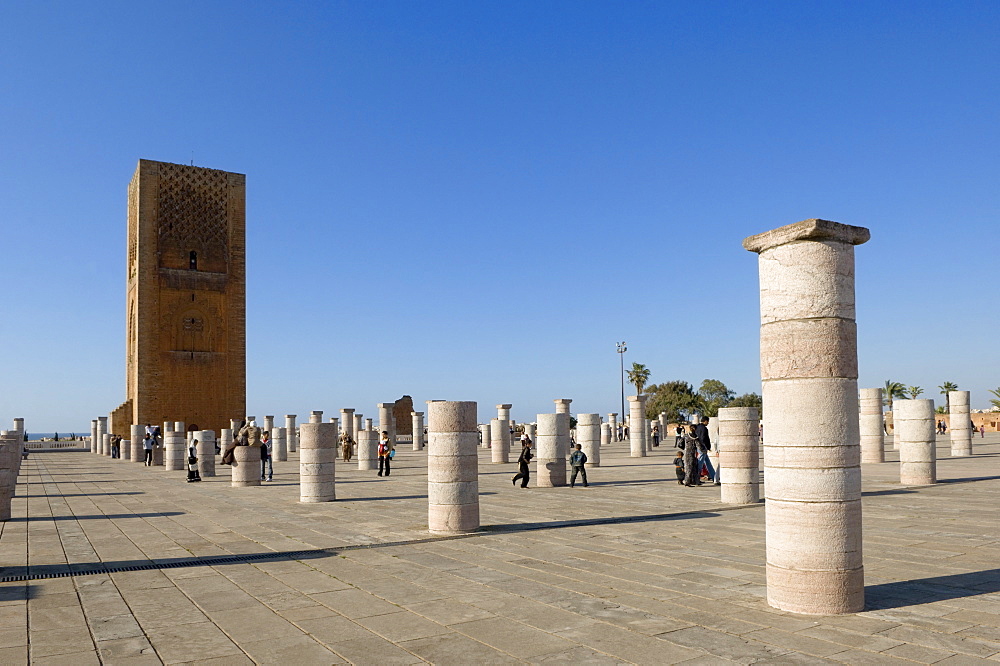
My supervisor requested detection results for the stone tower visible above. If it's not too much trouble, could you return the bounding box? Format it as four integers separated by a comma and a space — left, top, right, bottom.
118, 159, 246, 435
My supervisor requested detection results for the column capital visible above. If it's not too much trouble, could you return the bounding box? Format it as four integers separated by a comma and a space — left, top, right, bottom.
743, 218, 869, 254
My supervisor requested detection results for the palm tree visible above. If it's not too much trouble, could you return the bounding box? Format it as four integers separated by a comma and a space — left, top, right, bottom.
907, 386, 924, 399
627, 362, 651, 396
939, 381, 958, 412
883, 380, 907, 411
990, 387, 1000, 411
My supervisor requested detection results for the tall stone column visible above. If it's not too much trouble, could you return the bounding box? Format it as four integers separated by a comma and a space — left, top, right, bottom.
523, 423, 535, 440
744, 218, 868, 615
196, 431, 216, 477
364, 418, 373, 431
600, 422, 611, 450
535, 413, 569, 487
859, 388, 885, 463
309, 411, 323, 424
577, 414, 601, 467
490, 419, 509, 463
299, 421, 336, 502
896, 399, 936, 485
377, 403, 396, 447
478, 424, 491, 449
354, 414, 363, 439
230, 418, 241, 431
90, 420, 98, 453
263, 416, 274, 434
341, 409, 356, 442
608, 413, 618, 441
496, 404, 511, 421
718, 407, 760, 504
949, 390, 972, 457
231, 445, 260, 487
554, 399, 572, 417
0, 432, 19, 521
285, 415, 297, 453
627, 396, 647, 457
131, 425, 144, 464
96, 417, 107, 455
220, 429, 233, 459
357, 428, 378, 470
122, 438, 132, 462
411, 412, 424, 451
427, 401, 479, 534
13, 419, 24, 435
273, 427, 287, 462
103, 434, 111, 457
164, 426, 186, 471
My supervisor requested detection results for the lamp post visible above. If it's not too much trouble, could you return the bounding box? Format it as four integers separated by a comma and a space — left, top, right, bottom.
616, 341, 627, 430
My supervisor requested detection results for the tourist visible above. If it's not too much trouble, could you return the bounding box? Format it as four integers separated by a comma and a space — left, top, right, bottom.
683, 425, 701, 486
569, 443, 588, 487
623, 423, 630, 440
651, 424, 660, 447
110, 434, 121, 459
675, 424, 685, 448
980, 424, 985, 438
189, 438, 198, 458
260, 431, 273, 481
377, 431, 391, 477
341, 432, 354, 462
142, 434, 153, 466
696, 416, 717, 483
673, 449, 685, 485
512, 436, 533, 488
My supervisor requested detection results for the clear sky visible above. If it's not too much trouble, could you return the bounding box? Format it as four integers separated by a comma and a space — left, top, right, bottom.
2, 1, 998, 431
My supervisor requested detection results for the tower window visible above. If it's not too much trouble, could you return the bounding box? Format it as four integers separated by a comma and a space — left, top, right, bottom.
189, 251, 197, 270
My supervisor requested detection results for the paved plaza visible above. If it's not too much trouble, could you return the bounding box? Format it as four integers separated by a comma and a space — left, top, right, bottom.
1, 434, 998, 665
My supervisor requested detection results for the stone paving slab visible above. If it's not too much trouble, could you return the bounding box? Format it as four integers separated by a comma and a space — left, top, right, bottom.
0, 434, 997, 664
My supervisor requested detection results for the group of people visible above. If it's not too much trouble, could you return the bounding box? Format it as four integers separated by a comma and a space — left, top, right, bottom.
673, 416, 718, 487
218, 419, 274, 481
511, 432, 590, 488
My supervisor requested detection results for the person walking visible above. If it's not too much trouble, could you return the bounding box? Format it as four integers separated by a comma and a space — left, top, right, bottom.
569, 443, 589, 487
260, 431, 273, 481
512, 436, 533, 488
651, 424, 660, 447
341, 433, 354, 462
110, 434, 121, 459
673, 448, 685, 485
695, 416, 717, 484
377, 431, 392, 477
142, 434, 154, 466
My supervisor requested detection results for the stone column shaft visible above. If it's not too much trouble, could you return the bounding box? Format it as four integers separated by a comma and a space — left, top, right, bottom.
357, 429, 378, 470
300, 422, 336, 502
231, 445, 260, 487
600, 422, 611, 450
859, 388, 885, 463
377, 403, 396, 447
263, 416, 274, 434
745, 218, 868, 615
523, 423, 535, 440
535, 413, 569, 486
496, 404, 512, 422
364, 418, 373, 431
309, 411, 323, 424
96, 417, 107, 455
411, 412, 424, 451
478, 424, 491, 449
490, 419, 510, 463
285, 415, 297, 453
354, 414, 363, 438
196, 431, 216, 477
90, 420, 98, 453
896, 399, 936, 485
427, 401, 479, 534
273, 427, 287, 462
627, 396, 647, 457
719, 407, 760, 504
340, 409, 356, 442
608, 413, 618, 441
130, 425, 144, 464
164, 428, 186, 471
577, 413, 601, 467
949, 390, 972, 457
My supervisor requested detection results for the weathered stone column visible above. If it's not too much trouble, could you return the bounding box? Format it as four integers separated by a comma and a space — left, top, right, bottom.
744, 218, 868, 615
285, 415, 297, 453
230, 418, 240, 431
299, 421, 336, 502
427, 401, 479, 534
718, 407, 761, 504
96, 417, 107, 455
490, 419, 509, 463
535, 413, 569, 487
523, 423, 535, 440
90, 420, 98, 453
220, 429, 233, 458
478, 424, 491, 449
601, 422, 611, 450
273, 427, 287, 462
131, 425, 144, 464
608, 413, 618, 441
263, 416, 274, 434
949, 390, 972, 457
354, 414, 363, 439
411, 412, 424, 451
357, 428, 378, 470
892, 419, 900, 451
554, 399, 572, 417
231, 445, 261, 487
859, 388, 885, 463
0, 432, 18, 521
196, 431, 216, 477
164, 425, 186, 471
102, 434, 111, 458
496, 404, 511, 421
340, 409, 355, 442
309, 411, 323, 424
896, 399, 936, 485
122, 438, 132, 462
377, 403, 396, 446
364, 418, 373, 431
577, 414, 601, 467
627, 396, 647, 457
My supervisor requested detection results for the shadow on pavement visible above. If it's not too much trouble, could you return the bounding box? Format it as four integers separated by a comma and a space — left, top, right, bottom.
866, 569, 1000, 610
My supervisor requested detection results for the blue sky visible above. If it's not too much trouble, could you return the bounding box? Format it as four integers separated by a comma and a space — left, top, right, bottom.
1, 1, 998, 431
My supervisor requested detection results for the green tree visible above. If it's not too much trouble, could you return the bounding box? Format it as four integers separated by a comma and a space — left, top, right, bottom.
645, 380, 699, 421
906, 386, 924, 399
627, 362, 651, 396
939, 381, 958, 412
728, 392, 763, 416
697, 379, 735, 417
883, 380, 907, 411
935, 405, 948, 414
989, 387, 1000, 411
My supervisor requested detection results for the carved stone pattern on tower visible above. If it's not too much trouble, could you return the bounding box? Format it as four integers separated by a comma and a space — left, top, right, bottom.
156, 162, 229, 256
127, 179, 138, 278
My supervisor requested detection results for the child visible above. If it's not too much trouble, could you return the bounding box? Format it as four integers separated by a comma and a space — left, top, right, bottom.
674, 449, 685, 485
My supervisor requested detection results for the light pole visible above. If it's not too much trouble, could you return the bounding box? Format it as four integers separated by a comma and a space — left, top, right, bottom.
616, 341, 627, 435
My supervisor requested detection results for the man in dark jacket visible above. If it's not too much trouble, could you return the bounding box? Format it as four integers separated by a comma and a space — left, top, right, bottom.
570, 444, 589, 487
512, 438, 533, 488
695, 416, 717, 483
